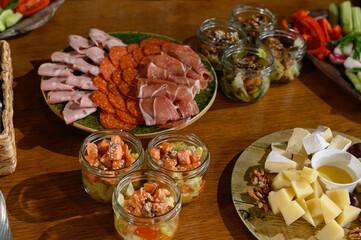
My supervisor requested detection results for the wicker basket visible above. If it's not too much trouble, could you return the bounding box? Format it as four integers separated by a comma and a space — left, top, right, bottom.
0, 40, 16, 175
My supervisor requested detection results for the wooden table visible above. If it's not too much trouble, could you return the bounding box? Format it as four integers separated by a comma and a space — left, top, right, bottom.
0, 0, 359, 239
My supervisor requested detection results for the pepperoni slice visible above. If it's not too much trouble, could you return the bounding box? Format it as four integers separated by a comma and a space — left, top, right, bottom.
109, 46, 128, 67
107, 80, 121, 96
132, 47, 145, 64
92, 90, 116, 114
108, 92, 128, 112
116, 109, 139, 125
143, 44, 161, 56
119, 54, 138, 70
100, 57, 116, 81
118, 80, 138, 98
126, 98, 142, 118
139, 37, 170, 47
100, 110, 136, 130
112, 69, 122, 86
122, 68, 139, 86
93, 74, 109, 94
127, 43, 140, 53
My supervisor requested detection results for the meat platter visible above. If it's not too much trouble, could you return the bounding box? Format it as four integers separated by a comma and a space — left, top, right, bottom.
41, 31, 217, 138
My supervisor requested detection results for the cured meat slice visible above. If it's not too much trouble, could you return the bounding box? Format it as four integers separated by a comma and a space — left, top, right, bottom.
148, 52, 187, 76
122, 68, 139, 86
66, 74, 97, 90
82, 46, 106, 65
137, 79, 168, 99
119, 54, 138, 70
126, 98, 142, 118
38, 63, 73, 77
63, 101, 97, 125
67, 35, 95, 53
176, 100, 199, 118
100, 57, 116, 80
107, 80, 121, 96
111, 69, 122, 85
109, 46, 128, 67
41, 77, 74, 91
127, 43, 140, 53
93, 74, 109, 93
132, 47, 144, 64
47, 90, 88, 104
79, 93, 97, 108
143, 44, 161, 56
89, 28, 127, 50
116, 109, 139, 125
99, 110, 136, 130
118, 80, 138, 99
92, 90, 116, 114
139, 37, 170, 47
139, 96, 179, 126
108, 92, 127, 111
73, 58, 100, 76
51, 51, 85, 65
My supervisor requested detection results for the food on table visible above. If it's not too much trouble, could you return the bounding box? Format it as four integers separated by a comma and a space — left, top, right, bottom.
220, 45, 274, 102
79, 129, 143, 203
349, 192, 360, 207
247, 168, 271, 213
349, 226, 361, 240
197, 18, 246, 71
112, 170, 181, 240
146, 131, 209, 204
348, 142, 361, 158
316, 165, 353, 184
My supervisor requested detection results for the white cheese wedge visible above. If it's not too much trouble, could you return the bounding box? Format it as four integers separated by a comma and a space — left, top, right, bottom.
302, 133, 329, 155
327, 135, 352, 151
325, 189, 350, 210
336, 205, 361, 227
265, 151, 297, 173
271, 142, 292, 159
314, 219, 344, 240
268, 191, 280, 215
279, 200, 305, 225
296, 198, 315, 227
286, 128, 310, 155
306, 180, 324, 200
283, 170, 301, 182
306, 198, 323, 225
271, 172, 291, 189
300, 167, 319, 183
319, 194, 342, 224
292, 153, 311, 169
314, 126, 333, 143
291, 179, 314, 200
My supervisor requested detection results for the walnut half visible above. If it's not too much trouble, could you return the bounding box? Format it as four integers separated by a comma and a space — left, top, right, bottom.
247, 168, 271, 213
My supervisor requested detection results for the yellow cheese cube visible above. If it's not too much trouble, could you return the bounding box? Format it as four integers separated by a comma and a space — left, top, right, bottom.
283, 170, 301, 182
271, 172, 291, 190
336, 205, 361, 227
274, 188, 295, 206
279, 200, 305, 225
325, 189, 350, 210
306, 198, 323, 225
319, 194, 342, 224
268, 191, 280, 215
296, 198, 315, 227
291, 179, 314, 200
300, 167, 318, 183
314, 219, 344, 240
286, 128, 310, 155
306, 180, 324, 200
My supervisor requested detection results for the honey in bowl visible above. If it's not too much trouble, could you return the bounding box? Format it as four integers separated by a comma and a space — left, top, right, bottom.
317, 165, 354, 184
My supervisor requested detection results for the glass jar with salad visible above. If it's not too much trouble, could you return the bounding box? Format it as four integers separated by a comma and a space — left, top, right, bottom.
79, 129, 144, 203
197, 18, 247, 71
230, 3, 277, 43
220, 44, 274, 103
112, 170, 181, 240
258, 27, 306, 83
146, 131, 209, 204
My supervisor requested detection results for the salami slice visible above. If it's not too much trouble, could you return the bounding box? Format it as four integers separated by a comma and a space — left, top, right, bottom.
139, 37, 170, 47
99, 57, 116, 81
122, 68, 139, 86
107, 80, 121, 96
93, 74, 109, 94
108, 92, 128, 112
116, 109, 139, 125
92, 90, 116, 114
111, 69, 122, 86
127, 43, 140, 53
100, 110, 136, 130
118, 80, 138, 98
119, 54, 138, 70
126, 98, 142, 118
132, 47, 145, 64
109, 46, 128, 67
143, 44, 161, 56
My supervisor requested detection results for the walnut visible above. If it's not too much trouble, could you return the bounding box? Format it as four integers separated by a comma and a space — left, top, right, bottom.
247, 168, 271, 214
349, 226, 361, 240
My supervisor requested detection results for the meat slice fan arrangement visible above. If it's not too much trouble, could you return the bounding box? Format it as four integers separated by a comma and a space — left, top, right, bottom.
38, 28, 213, 129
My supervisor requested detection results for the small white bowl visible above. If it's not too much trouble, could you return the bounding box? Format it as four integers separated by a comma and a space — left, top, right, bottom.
311, 149, 361, 192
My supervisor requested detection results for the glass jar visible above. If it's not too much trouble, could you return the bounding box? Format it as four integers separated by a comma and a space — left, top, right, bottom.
112, 170, 181, 240
220, 44, 274, 103
146, 130, 209, 204
258, 27, 306, 83
79, 129, 144, 203
197, 17, 247, 71
230, 3, 277, 43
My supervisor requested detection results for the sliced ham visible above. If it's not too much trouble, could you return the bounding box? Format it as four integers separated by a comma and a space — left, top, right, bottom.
47, 90, 89, 104
81, 46, 106, 65
63, 101, 97, 124
67, 35, 95, 54
89, 28, 127, 50
176, 100, 199, 118
73, 58, 100, 76
66, 74, 97, 90
38, 63, 73, 77
79, 93, 97, 108
41, 77, 74, 91
139, 96, 179, 126
51, 51, 85, 65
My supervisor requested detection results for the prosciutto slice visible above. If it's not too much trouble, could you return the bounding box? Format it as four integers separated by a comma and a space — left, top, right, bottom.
139, 96, 179, 126
66, 74, 97, 90
38, 63, 73, 77
51, 51, 85, 65
73, 58, 100, 76
41, 77, 74, 91
67, 35, 95, 54
63, 101, 97, 124
47, 90, 89, 104
148, 52, 187, 76
176, 100, 199, 118
89, 28, 127, 50
81, 46, 106, 65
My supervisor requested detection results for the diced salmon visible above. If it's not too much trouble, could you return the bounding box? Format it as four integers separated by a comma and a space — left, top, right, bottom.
112, 159, 125, 169
85, 172, 98, 185
111, 135, 124, 145
153, 202, 171, 216
190, 154, 200, 164
192, 162, 201, 169
150, 148, 161, 160
105, 142, 123, 161
84, 155, 96, 165
154, 188, 170, 200
177, 149, 190, 166
180, 184, 192, 193
144, 182, 158, 194
122, 143, 130, 155
86, 142, 98, 158
163, 158, 177, 170
99, 155, 112, 169
159, 142, 174, 155
125, 153, 136, 167
97, 140, 110, 155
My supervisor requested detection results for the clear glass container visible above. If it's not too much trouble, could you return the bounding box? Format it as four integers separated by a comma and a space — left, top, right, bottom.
220, 44, 274, 103
79, 129, 144, 203
146, 130, 209, 204
197, 17, 247, 71
230, 3, 277, 43
112, 170, 181, 240
258, 27, 306, 83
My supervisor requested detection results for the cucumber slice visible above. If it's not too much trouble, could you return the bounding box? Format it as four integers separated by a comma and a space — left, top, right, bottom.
0, 9, 14, 25
352, 7, 361, 34
345, 69, 361, 93
5, 12, 22, 28
0, 21, 5, 32
340, 1, 353, 34
125, 183, 134, 197
329, 2, 340, 26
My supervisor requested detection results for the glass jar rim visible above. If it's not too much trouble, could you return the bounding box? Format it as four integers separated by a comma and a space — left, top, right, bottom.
112, 170, 182, 223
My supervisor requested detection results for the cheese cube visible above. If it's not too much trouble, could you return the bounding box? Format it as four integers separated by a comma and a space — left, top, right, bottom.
302, 133, 329, 155
296, 198, 315, 227
314, 219, 344, 240
291, 179, 314, 200
271, 172, 291, 189
325, 189, 350, 210
279, 200, 305, 225
265, 151, 297, 173
283, 170, 301, 182
306, 180, 324, 200
306, 198, 323, 223
336, 205, 361, 227
319, 194, 342, 224
300, 167, 318, 183
327, 135, 352, 151
292, 153, 311, 169
314, 126, 333, 143
271, 142, 292, 159
286, 128, 310, 154
268, 191, 280, 215
274, 188, 295, 206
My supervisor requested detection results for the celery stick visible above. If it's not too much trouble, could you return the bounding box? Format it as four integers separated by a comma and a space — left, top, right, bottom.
340, 1, 353, 34
329, 2, 340, 26
5, 12, 22, 28
352, 7, 361, 34
345, 70, 361, 92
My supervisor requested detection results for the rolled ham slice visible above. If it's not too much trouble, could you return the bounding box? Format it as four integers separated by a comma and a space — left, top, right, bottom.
89, 28, 127, 50
38, 63, 73, 77
41, 77, 74, 91
66, 74, 97, 90
51, 51, 85, 65
67, 35, 95, 54
63, 101, 97, 124
139, 96, 179, 126
81, 46, 106, 65
73, 58, 100, 76
47, 90, 89, 104
79, 93, 97, 108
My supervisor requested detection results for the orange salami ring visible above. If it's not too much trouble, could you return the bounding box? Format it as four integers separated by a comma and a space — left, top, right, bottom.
109, 46, 128, 67
100, 110, 136, 130
100, 57, 116, 81
119, 54, 138, 71
93, 74, 109, 94
111, 69, 122, 86
139, 37, 170, 47
107, 80, 121, 96
92, 90, 116, 114
108, 92, 128, 112
116, 109, 139, 125
143, 44, 161, 56
118, 80, 138, 99
122, 68, 139, 86
132, 47, 145, 64
127, 43, 140, 53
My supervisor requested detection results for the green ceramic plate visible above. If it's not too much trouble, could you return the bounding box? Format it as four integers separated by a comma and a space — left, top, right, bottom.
41, 32, 217, 138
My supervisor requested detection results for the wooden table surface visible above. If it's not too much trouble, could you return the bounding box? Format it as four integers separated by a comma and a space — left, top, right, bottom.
0, 0, 359, 239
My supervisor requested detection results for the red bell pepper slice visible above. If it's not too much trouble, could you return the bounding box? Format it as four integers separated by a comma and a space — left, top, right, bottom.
318, 18, 331, 42
298, 16, 326, 55
291, 10, 310, 24
330, 25, 342, 40
281, 19, 289, 29
14, 0, 50, 17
